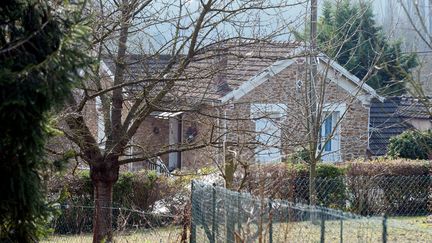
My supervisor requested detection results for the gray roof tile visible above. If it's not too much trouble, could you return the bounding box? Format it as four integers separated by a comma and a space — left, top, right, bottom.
369, 96, 431, 156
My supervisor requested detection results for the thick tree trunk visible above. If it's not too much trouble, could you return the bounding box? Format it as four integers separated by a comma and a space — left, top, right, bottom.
91, 162, 119, 243
93, 180, 114, 243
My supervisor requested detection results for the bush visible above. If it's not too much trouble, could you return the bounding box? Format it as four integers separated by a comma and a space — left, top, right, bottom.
236, 159, 431, 216
48, 170, 187, 234
288, 147, 311, 163
387, 130, 432, 159
239, 163, 346, 208
344, 160, 431, 215
285, 163, 346, 208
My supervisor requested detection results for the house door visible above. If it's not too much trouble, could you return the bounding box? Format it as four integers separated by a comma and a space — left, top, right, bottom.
168, 117, 180, 170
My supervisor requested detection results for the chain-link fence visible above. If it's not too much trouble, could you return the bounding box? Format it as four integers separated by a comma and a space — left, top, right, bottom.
241, 175, 431, 217
42, 205, 186, 243
191, 180, 432, 243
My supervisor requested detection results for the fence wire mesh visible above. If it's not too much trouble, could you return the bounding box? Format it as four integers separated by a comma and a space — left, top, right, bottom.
240, 174, 431, 217
43, 205, 185, 243
191, 180, 432, 243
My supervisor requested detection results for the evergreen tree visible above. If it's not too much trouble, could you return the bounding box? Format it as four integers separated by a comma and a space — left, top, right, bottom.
0, 0, 91, 241
318, 0, 418, 96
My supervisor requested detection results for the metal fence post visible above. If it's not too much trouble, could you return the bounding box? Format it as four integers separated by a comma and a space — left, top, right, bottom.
237, 192, 241, 231
190, 181, 196, 243
320, 209, 325, 243
225, 191, 235, 243
340, 219, 343, 243
382, 214, 387, 243
211, 184, 216, 243
268, 200, 273, 243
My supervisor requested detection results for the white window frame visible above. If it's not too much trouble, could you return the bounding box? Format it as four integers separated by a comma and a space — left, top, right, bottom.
320, 103, 346, 163
251, 103, 287, 163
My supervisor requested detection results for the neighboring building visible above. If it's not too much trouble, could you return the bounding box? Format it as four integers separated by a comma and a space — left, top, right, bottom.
369, 96, 432, 156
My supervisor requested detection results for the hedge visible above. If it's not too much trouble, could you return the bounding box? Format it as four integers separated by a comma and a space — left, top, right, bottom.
238, 159, 431, 216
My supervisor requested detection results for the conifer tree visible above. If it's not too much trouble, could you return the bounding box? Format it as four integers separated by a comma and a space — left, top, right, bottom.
0, 1, 90, 241
319, 0, 418, 96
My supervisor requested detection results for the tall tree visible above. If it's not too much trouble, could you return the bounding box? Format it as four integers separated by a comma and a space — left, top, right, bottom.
0, 0, 91, 241
318, 0, 418, 96
308, 0, 319, 210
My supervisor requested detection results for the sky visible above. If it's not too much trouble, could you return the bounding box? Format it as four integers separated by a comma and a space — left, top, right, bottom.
122, 0, 310, 53
113, 0, 426, 54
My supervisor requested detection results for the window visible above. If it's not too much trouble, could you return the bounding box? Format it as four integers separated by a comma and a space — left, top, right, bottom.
251, 104, 286, 163
319, 103, 345, 162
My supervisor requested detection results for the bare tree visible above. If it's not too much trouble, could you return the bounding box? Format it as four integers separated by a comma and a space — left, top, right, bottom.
52, 0, 308, 241
397, 0, 432, 222
397, 0, 432, 108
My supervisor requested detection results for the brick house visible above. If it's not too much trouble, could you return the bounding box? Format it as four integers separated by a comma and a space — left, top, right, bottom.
94, 41, 384, 171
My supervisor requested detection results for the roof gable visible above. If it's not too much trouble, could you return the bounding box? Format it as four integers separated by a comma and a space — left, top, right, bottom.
220, 53, 384, 105
220, 59, 295, 103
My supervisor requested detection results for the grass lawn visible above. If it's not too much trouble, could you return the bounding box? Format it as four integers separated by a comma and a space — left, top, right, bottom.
195, 216, 432, 243
41, 227, 182, 243
43, 217, 431, 242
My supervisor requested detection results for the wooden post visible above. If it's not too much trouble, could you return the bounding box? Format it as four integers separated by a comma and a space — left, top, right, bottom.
224, 142, 235, 190
224, 142, 236, 243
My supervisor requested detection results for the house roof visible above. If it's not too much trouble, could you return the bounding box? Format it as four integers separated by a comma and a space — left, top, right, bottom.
218, 45, 383, 104
101, 54, 173, 81
99, 40, 383, 105
369, 96, 432, 156
100, 41, 306, 102
186, 40, 304, 101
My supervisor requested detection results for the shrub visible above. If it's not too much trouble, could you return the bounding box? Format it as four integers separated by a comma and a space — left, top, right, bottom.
288, 147, 311, 163
236, 159, 430, 216
345, 160, 431, 215
387, 130, 432, 159
285, 163, 346, 208
239, 163, 346, 208
48, 170, 186, 234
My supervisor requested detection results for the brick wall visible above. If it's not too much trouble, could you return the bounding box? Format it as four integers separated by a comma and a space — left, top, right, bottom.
222, 61, 370, 162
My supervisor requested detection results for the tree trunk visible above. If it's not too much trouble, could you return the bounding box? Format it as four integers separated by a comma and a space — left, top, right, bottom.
93, 180, 114, 243
309, 159, 317, 207
91, 161, 119, 243
224, 142, 235, 190
309, 158, 318, 224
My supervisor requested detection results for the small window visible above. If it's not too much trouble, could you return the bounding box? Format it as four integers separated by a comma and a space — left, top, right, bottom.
320, 111, 341, 162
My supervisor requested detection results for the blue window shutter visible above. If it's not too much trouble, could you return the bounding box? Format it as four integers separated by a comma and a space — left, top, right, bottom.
324, 115, 332, 151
